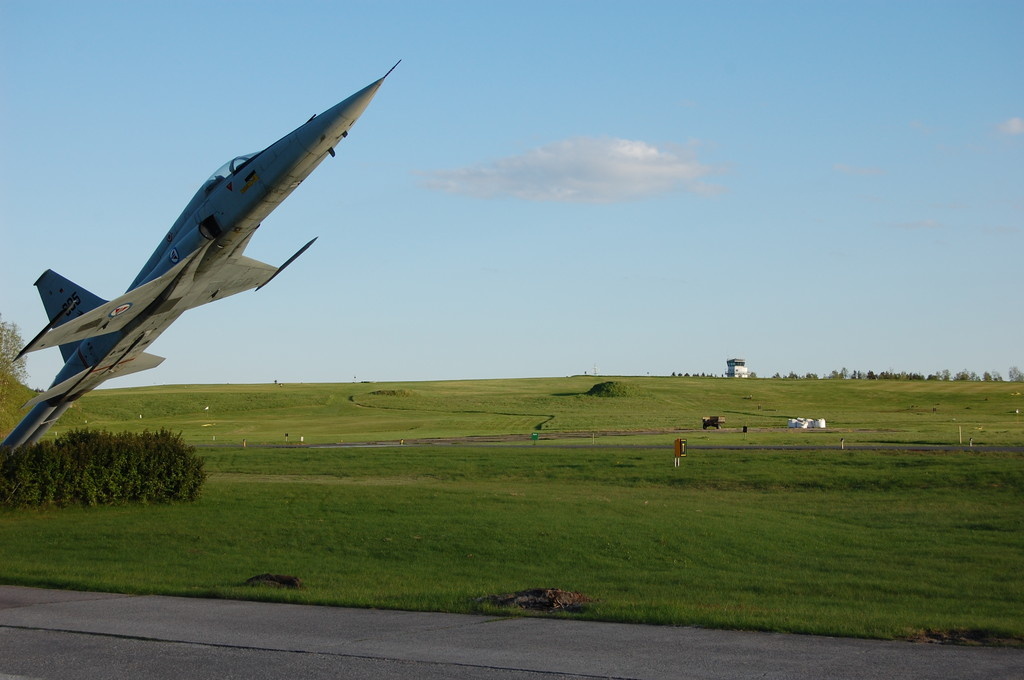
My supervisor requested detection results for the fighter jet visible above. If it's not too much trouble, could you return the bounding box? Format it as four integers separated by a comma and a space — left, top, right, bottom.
2, 64, 397, 449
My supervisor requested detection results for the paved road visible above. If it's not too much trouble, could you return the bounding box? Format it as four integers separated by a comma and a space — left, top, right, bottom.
1, 586, 1021, 679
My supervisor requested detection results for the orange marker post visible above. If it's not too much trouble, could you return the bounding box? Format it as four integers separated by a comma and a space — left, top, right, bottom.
674, 438, 687, 467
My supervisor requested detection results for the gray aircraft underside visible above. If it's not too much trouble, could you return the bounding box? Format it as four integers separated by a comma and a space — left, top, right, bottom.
2, 65, 396, 449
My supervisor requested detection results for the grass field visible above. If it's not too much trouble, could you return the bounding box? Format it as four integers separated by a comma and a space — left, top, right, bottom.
42, 375, 1024, 447
2, 376, 1023, 643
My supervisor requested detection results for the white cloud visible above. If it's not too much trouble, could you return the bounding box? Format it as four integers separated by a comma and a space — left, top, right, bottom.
997, 117, 1024, 135
418, 137, 723, 203
981, 224, 1022, 236
834, 163, 885, 176
910, 120, 937, 134
892, 219, 942, 230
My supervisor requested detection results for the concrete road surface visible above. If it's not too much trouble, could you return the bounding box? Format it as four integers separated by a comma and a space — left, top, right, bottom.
1, 586, 1021, 679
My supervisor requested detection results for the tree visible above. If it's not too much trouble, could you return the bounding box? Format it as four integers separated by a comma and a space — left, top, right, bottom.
1009, 366, 1024, 382
0, 315, 27, 386
1, 315, 32, 436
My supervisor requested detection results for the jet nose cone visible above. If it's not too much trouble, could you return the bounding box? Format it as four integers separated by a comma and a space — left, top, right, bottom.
332, 78, 385, 126
300, 63, 397, 155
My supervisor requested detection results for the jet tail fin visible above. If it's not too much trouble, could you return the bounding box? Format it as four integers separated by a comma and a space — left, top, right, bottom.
19, 250, 201, 358
33, 270, 109, 362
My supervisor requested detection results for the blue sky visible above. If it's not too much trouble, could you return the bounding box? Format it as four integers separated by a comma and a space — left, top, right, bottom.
1, 0, 1021, 389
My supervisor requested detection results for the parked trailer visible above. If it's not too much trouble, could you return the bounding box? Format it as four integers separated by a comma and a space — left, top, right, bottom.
702, 416, 725, 430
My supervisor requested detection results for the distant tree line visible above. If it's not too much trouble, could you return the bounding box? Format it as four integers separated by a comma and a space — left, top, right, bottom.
818, 367, 1022, 381
668, 366, 1023, 381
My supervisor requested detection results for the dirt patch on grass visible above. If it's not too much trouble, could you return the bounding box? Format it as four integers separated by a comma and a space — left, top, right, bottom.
245, 573, 303, 589
477, 588, 594, 613
905, 628, 1024, 646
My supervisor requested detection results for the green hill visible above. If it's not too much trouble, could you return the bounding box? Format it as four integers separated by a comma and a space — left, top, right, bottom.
3, 375, 1022, 641
0, 379, 34, 437
33, 376, 1024, 447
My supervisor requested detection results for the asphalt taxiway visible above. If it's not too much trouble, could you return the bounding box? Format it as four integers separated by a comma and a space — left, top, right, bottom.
1, 586, 1021, 679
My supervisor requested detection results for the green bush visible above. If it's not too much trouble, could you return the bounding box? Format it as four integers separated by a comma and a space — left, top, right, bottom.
367, 389, 418, 397
585, 381, 644, 398
1, 429, 205, 507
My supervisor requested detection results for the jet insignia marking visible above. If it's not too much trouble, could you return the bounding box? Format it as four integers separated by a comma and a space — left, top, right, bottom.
108, 303, 133, 318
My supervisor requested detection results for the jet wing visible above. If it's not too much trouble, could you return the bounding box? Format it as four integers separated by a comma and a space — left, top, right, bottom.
19, 251, 201, 356
191, 255, 279, 306
190, 238, 317, 306
22, 352, 166, 409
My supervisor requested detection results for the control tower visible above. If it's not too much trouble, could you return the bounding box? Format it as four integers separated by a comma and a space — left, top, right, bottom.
726, 358, 749, 378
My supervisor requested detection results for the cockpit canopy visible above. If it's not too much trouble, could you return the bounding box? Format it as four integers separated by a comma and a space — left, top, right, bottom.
207, 152, 260, 184
175, 152, 264, 223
